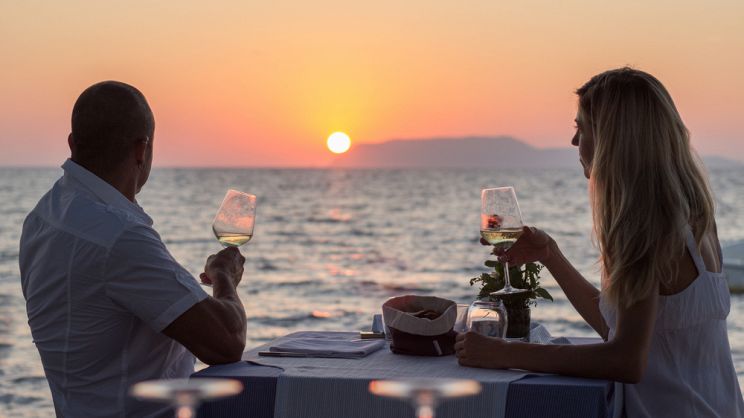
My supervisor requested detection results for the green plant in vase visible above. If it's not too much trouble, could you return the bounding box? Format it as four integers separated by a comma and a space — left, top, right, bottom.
470, 260, 553, 338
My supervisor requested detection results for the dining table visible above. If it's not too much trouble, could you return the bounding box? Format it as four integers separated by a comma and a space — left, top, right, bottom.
191, 331, 615, 418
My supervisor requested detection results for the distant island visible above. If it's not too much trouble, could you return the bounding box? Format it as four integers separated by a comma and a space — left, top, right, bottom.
331, 136, 742, 169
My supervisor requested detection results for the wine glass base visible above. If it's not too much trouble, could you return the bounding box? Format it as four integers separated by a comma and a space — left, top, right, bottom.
369, 379, 481, 418
130, 378, 243, 402
369, 379, 481, 400
490, 288, 529, 296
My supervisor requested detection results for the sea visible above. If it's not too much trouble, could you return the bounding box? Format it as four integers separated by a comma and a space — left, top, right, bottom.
1, 166, 743, 416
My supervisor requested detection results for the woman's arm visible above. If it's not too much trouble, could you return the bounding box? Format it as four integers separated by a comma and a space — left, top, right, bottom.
455, 290, 658, 383
500, 227, 608, 338
541, 240, 608, 339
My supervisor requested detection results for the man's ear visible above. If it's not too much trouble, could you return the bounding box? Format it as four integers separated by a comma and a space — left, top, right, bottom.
68, 134, 74, 152
134, 138, 148, 166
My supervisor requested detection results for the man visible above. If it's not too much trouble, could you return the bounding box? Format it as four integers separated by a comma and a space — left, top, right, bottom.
19, 81, 247, 417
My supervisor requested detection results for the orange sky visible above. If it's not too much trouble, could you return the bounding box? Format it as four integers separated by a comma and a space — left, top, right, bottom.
1, 1, 742, 167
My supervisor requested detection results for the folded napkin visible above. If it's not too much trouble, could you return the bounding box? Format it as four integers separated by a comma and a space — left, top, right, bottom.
528, 323, 584, 345
269, 332, 385, 359
528, 322, 554, 344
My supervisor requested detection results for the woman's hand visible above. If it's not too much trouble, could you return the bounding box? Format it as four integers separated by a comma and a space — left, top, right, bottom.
454, 332, 511, 369
482, 226, 555, 266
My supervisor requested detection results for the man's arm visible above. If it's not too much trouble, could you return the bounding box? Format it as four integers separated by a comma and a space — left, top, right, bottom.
163, 248, 247, 365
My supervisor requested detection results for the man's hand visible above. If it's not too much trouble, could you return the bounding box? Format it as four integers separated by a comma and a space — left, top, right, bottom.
165, 246, 247, 365
199, 247, 245, 288
481, 226, 555, 266
455, 332, 511, 369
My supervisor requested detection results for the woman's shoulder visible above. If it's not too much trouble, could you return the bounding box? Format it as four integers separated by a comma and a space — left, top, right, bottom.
659, 222, 721, 295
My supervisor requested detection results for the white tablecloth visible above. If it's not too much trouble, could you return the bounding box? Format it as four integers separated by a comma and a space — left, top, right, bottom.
243, 331, 532, 418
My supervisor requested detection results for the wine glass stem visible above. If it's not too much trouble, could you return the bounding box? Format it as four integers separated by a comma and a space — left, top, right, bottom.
503, 260, 512, 291
176, 405, 196, 418
416, 404, 435, 418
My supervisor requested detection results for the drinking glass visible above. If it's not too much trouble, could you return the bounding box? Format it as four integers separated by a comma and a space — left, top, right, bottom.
213, 189, 257, 247
130, 378, 243, 418
453, 304, 470, 333
480, 187, 527, 295
466, 299, 507, 338
369, 379, 481, 418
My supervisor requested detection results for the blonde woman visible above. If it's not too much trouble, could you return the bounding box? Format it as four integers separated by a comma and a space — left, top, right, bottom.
455, 68, 744, 417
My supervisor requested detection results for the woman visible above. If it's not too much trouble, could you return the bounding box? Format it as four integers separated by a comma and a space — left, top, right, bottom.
455, 67, 743, 417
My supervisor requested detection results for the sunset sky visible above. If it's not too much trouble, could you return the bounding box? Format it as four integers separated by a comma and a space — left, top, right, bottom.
1, 1, 742, 167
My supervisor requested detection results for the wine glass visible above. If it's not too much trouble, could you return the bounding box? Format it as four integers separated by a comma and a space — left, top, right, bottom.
369, 379, 481, 418
130, 378, 243, 418
202, 190, 256, 287
480, 187, 527, 295
213, 189, 257, 247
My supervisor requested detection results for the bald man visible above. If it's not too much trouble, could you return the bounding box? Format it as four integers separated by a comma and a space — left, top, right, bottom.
19, 81, 247, 417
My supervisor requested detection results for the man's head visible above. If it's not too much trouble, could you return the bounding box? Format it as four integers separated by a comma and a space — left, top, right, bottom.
69, 81, 154, 193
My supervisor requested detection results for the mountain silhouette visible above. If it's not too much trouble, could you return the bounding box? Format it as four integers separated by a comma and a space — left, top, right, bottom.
331, 136, 578, 168
331, 136, 741, 169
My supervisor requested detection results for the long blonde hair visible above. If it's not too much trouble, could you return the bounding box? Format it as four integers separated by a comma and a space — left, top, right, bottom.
577, 68, 715, 308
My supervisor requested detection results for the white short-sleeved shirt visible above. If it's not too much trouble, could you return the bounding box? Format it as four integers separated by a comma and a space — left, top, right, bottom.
19, 159, 209, 418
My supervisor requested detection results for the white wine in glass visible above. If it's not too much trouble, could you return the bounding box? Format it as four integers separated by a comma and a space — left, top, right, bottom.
212, 190, 256, 248
479, 228, 523, 249
481, 186, 527, 295
215, 232, 253, 247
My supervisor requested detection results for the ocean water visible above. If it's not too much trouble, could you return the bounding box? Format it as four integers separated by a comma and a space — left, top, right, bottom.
1, 166, 743, 416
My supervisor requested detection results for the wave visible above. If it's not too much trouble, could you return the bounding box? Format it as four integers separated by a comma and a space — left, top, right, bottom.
0, 251, 19, 262
265, 280, 325, 288
163, 238, 212, 245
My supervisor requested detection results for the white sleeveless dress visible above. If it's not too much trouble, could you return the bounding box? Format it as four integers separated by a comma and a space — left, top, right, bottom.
599, 228, 744, 417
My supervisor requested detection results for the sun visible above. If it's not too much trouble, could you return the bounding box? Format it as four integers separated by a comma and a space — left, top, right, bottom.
327, 132, 351, 154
